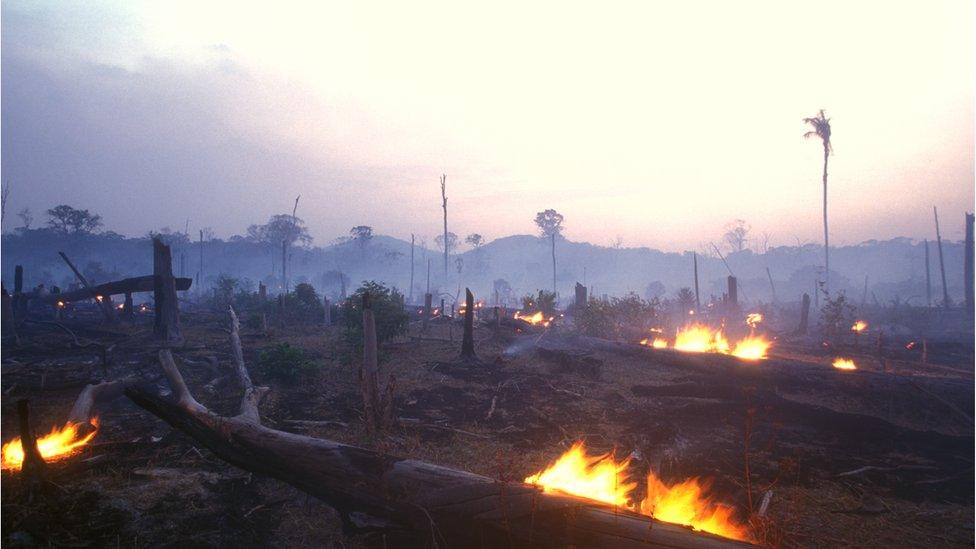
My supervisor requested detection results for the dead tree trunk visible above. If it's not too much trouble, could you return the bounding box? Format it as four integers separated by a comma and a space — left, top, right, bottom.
797, 293, 811, 335
17, 399, 47, 495
727, 276, 738, 311
153, 238, 183, 345
323, 297, 331, 327
925, 239, 932, 307
82, 347, 752, 548
123, 293, 133, 318
693, 252, 701, 311
934, 206, 950, 308
422, 293, 432, 333
574, 282, 587, 309
361, 293, 393, 432
765, 267, 776, 304
409, 233, 415, 304
14, 264, 23, 294
461, 288, 476, 360
965, 212, 974, 314
258, 282, 267, 301
441, 174, 449, 279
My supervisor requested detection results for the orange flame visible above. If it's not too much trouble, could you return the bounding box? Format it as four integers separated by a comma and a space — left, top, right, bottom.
832, 357, 857, 370
640, 337, 669, 349
515, 311, 553, 327
525, 442, 749, 541
745, 313, 763, 329
851, 320, 867, 333
730, 335, 771, 360
1, 419, 98, 470
670, 323, 771, 360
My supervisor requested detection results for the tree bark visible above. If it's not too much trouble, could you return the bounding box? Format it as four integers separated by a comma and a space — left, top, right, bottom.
153, 238, 183, 345
460, 288, 476, 360
822, 144, 830, 294
797, 293, 811, 335
441, 174, 449, 279
965, 213, 974, 314
934, 206, 950, 308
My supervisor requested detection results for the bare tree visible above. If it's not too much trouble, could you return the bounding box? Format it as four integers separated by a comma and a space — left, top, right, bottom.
435, 232, 458, 255
441, 174, 449, 278
804, 109, 833, 292
17, 208, 32, 230
723, 219, 751, 253
534, 209, 565, 295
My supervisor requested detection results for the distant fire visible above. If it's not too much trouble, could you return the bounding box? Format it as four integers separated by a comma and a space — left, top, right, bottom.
525, 441, 749, 541
648, 323, 771, 360
1, 419, 99, 470
851, 320, 868, 334
515, 311, 553, 327
832, 358, 857, 370
745, 313, 763, 329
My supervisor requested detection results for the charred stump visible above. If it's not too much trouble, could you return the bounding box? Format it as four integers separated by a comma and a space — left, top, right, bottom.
460, 288, 476, 360
152, 238, 183, 345
796, 293, 811, 335
16, 399, 48, 498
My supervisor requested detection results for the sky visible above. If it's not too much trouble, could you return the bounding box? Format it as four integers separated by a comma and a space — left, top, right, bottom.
2, 0, 973, 251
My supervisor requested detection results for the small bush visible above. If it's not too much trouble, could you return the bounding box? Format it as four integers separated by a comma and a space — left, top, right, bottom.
575, 293, 657, 340
521, 289, 557, 316
259, 343, 314, 380
342, 281, 408, 347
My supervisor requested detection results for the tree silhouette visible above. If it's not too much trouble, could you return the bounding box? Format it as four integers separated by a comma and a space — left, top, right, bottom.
534, 209, 564, 295
350, 225, 374, 254
46, 204, 103, 235
803, 109, 833, 292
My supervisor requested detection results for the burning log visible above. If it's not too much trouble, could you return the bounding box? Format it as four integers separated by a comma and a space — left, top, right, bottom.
59, 252, 116, 323
460, 288, 475, 360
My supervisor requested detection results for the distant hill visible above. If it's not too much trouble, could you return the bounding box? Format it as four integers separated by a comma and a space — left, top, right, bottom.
1, 228, 968, 308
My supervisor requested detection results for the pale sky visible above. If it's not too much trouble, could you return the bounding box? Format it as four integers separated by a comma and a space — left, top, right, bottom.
2, 0, 973, 250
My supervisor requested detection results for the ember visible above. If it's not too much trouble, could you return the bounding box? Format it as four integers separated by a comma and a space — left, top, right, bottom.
745, 313, 763, 329
832, 357, 857, 370
525, 442, 750, 541
1, 418, 98, 470
851, 320, 868, 333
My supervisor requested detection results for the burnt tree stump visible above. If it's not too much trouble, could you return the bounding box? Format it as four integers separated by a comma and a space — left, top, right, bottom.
153, 238, 183, 345
460, 288, 476, 360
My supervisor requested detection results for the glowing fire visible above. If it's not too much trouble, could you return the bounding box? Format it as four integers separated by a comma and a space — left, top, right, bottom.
640, 337, 669, 349
832, 358, 857, 370
525, 442, 749, 541
851, 320, 868, 333
745, 313, 763, 329
515, 311, 553, 327
524, 441, 634, 506
670, 323, 771, 360
1, 419, 99, 470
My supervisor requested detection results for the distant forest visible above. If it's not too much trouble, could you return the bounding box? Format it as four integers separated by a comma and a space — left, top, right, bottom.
1, 205, 969, 308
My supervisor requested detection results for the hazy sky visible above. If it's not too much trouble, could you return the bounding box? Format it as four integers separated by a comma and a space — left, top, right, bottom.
2, 1, 973, 250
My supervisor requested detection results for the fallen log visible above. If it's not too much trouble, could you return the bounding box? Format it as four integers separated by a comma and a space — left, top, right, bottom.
36, 275, 193, 305
62, 312, 754, 548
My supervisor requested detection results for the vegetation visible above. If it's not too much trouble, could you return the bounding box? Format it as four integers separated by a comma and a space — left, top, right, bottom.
259, 343, 314, 380
342, 281, 408, 347
575, 293, 658, 340
521, 289, 557, 316
818, 283, 855, 344
534, 209, 564, 294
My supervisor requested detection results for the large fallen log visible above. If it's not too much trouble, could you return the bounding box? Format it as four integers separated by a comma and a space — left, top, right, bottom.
34, 276, 193, 305
66, 310, 753, 548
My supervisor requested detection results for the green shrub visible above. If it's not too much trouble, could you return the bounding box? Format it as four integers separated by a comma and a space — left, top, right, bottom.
342, 281, 408, 347
575, 293, 657, 340
259, 343, 314, 380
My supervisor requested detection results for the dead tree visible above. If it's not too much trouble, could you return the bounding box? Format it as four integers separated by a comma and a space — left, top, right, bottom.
409, 233, 415, 304
574, 282, 587, 309
925, 239, 932, 307
361, 293, 393, 432
422, 293, 432, 333
441, 174, 449, 278
727, 276, 738, 310
323, 296, 331, 327
766, 267, 777, 304
693, 252, 701, 311
62, 345, 751, 548
460, 288, 476, 360
934, 206, 950, 308
796, 293, 811, 335
153, 238, 183, 345
966, 212, 974, 314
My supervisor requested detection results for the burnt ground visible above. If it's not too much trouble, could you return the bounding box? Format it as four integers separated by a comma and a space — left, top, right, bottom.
1, 313, 973, 548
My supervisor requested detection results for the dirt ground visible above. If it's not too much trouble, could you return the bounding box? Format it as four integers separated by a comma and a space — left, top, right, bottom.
2, 312, 973, 548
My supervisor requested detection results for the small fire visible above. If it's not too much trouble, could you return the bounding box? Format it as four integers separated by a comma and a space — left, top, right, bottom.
515, 311, 553, 327
832, 358, 857, 370
524, 441, 634, 506
56, 300, 66, 308
730, 336, 771, 360
525, 442, 749, 541
1, 419, 99, 470
95, 295, 104, 302
851, 320, 868, 334
671, 323, 771, 360
674, 324, 730, 354
640, 337, 669, 349
745, 313, 763, 329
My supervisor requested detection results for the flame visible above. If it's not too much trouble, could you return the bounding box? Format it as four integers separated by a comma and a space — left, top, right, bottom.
525, 442, 749, 541
730, 335, 771, 360
524, 442, 635, 506
2, 419, 99, 470
745, 313, 763, 329
640, 337, 669, 349
674, 324, 730, 354
515, 311, 553, 327
832, 357, 857, 370
56, 300, 65, 308
851, 320, 868, 333
641, 473, 750, 541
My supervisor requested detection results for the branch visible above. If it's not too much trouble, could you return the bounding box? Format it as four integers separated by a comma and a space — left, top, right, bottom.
229, 306, 268, 423
158, 349, 207, 415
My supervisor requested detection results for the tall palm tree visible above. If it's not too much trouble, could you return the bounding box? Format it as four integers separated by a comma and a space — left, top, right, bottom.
803, 109, 832, 293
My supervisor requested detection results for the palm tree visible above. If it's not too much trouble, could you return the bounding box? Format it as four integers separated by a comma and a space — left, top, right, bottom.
803, 109, 832, 293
